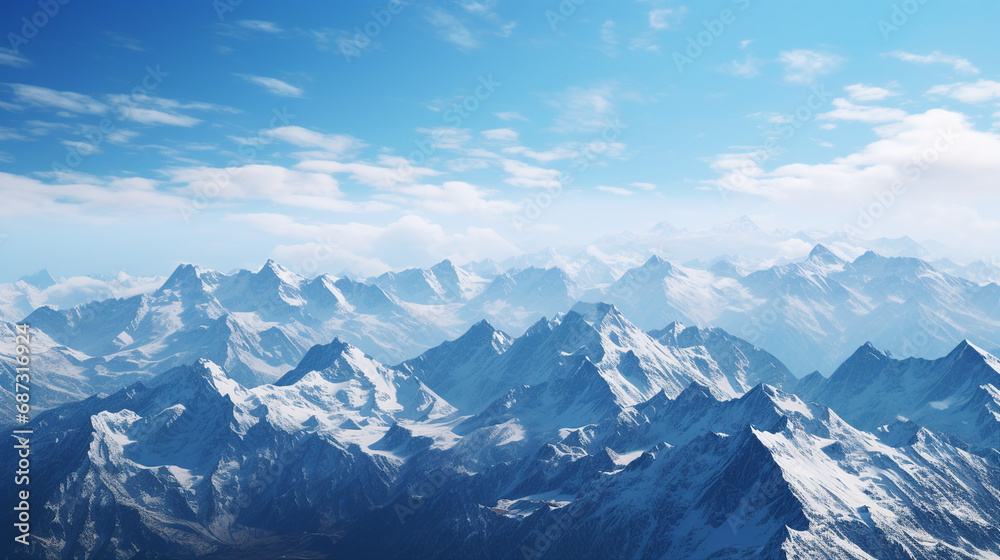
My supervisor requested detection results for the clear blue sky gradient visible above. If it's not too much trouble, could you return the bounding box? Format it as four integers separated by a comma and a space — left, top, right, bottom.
1, 0, 998, 279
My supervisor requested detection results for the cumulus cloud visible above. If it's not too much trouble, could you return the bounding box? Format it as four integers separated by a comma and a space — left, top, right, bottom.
709, 108, 1000, 206
706, 109, 1000, 252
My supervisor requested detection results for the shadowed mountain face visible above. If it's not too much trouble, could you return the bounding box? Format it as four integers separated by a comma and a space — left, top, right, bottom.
795, 339, 1000, 454
3, 306, 998, 559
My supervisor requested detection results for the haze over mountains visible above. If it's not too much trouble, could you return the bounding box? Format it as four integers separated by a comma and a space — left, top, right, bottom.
4, 219, 999, 417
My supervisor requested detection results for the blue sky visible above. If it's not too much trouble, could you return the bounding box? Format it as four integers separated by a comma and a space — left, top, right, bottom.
1, 0, 999, 280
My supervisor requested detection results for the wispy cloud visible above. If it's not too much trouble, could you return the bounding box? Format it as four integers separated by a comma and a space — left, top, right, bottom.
501, 159, 561, 188
926, 80, 1000, 104
718, 56, 762, 79
116, 107, 201, 127
236, 20, 284, 34
482, 128, 519, 142
494, 111, 529, 122
819, 98, 907, 123
778, 50, 844, 85
597, 185, 633, 195
0, 126, 27, 141
8, 84, 108, 114
104, 31, 144, 51
885, 50, 979, 75
426, 10, 480, 50
547, 84, 621, 133
268, 125, 367, 157
0, 48, 31, 68
62, 139, 102, 155
600, 20, 618, 56
844, 83, 898, 102
648, 8, 685, 30
234, 74, 304, 97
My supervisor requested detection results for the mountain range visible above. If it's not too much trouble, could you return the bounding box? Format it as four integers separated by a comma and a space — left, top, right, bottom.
5, 241, 1000, 419
3, 300, 997, 559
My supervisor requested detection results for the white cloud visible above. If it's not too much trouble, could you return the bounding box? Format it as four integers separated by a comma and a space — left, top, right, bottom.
819, 98, 908, 123
495, 111, 528, 122
296, 157, 440, 188
648, 8, 685, 30
234, 74, 304, 97
597, 185, 633, 195
548, 85, 618, 133
106, 129, 140, 145
104, 94, 217, 127
0, 171, 180, 218
600, 20, 617, 46
777, 50, 844, 85
231, 213, 521, 277
0, 48, 31, 68
389, 181, 520, 214
61, 140, 101, 155
482, 128, 519, 142
104, 31, 144, 51
269, 126, 366, 156
168, 164, 361, 211
426, 10, 480, 50
885, 50, 979, 75
844, 83, 898, 102
927, 80, 1000, 104
236, 20, 284, 33
0, 127, 26, 140
9, 84, 108, 114
718, 56, 762, 79
707, 109, 1000, 212
502, 144, 579, 163
501, 159, 561, 188
503, 140, 626, 163
631, 182, 656, 190
117, 106, 202, 127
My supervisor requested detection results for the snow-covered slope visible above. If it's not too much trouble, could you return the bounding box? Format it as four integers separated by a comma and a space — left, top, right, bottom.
2, 348, 460, 559
324, 384, 1000, 560
598, 245, 1000, 375
6, 329, 998, 559
651, 321, 794, 392
11, 261, 456, 412
795, 340, 1000, 454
